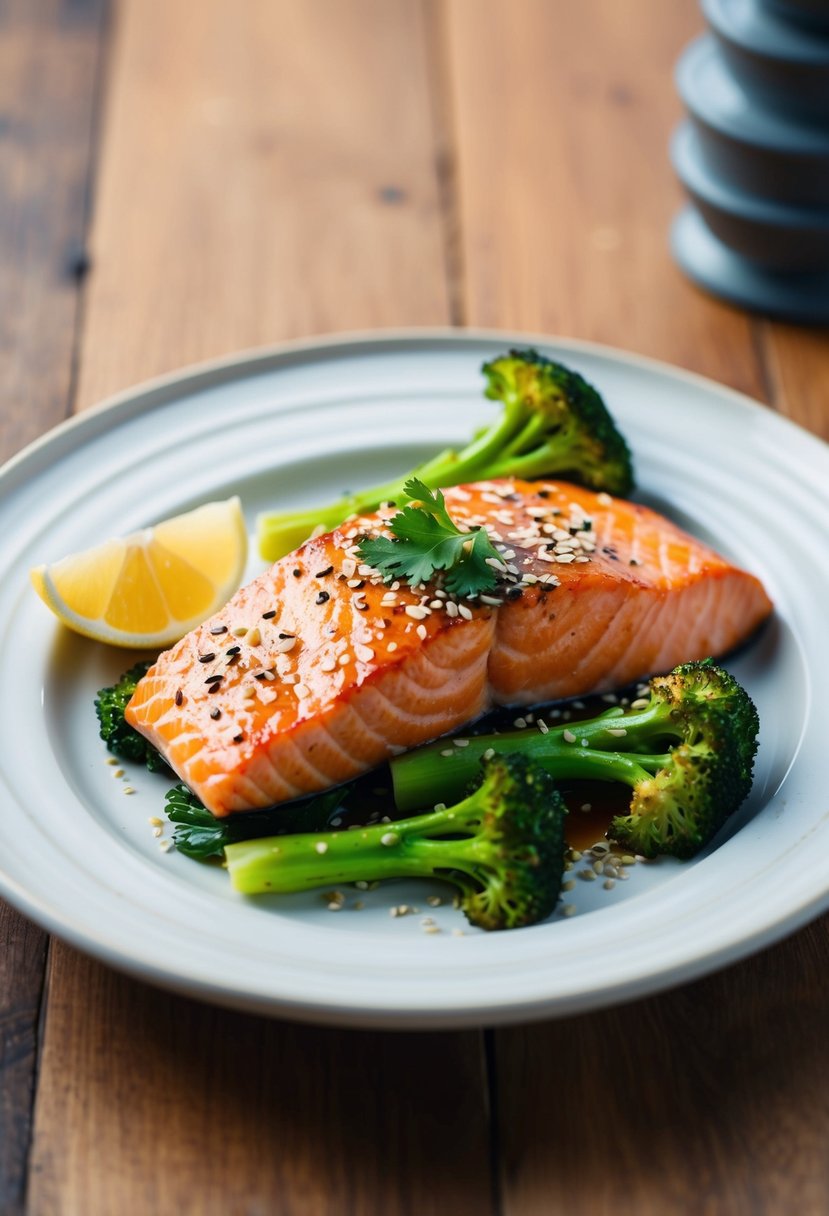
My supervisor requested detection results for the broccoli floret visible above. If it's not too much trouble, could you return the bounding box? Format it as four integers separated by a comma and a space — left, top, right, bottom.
476, 350, 634, 495
257, 349, 633, 560
95, 662, 168, 773
224, 753, 568, 932
390, 660, 759, 860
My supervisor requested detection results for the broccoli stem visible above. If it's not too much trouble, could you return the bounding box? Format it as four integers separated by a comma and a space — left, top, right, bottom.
226, 798, 489, 895
257, 435, 507, 562
391, 704, 674, 811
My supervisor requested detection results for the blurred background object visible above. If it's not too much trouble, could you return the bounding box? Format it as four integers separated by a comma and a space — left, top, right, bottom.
672, 0, 829, 321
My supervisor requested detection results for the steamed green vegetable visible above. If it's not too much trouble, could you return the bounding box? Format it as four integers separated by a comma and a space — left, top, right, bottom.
257, 349, 634, 560
390, 661, 759, 860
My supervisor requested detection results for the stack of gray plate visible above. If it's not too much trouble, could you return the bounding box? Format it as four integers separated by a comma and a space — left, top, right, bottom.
671, 0, 829, 322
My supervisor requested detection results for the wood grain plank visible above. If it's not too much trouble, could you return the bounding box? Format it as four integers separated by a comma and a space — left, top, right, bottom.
75, 0, 449, 411
444, 1, 829, 1213
29, 2, 492, 1214
762, 323, 829, 440
443, 0, 766, 397
0, 0, 106, 458
30, 950, 490, 1216
0, 1, 106, 1211
493, 927, 829, 1215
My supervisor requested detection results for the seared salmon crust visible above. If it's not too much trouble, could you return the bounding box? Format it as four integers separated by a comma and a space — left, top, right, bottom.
126, 480, 772, 816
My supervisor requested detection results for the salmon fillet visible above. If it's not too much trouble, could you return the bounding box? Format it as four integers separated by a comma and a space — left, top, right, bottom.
126, 480, 773, 816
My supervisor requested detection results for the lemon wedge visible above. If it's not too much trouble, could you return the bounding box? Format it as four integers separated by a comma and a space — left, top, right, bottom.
30, 497, 248, 648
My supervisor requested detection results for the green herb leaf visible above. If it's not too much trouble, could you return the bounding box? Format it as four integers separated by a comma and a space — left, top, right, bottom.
164, 783, 357, 860
357, 478, 503, 598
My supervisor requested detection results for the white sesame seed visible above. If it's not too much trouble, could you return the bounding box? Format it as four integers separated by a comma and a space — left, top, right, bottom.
354, 643, 374, 663
320, 657, 336, 672
380, 831, 400, 847
123, 787, 135, 795
294, 683, 310, 698
405, 605, 429, 620
482, 748, 495, 760
315, 841, 328, 854
445, 601, 459, 618
561, 904, 577, 917
453, 738, 469, 748
458, 604, 473, 620
387, 641, 398, 652
563, 729, 577, 743
338, 654, 350, 666
416, 623, 428, 640
607, 727, 627, 737
242, 686, 257, 699
537, 719, 549, 734
440, 749, 454, 757
276, 636, 297, 653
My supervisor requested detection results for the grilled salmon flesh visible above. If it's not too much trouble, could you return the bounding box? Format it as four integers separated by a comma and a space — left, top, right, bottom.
126, 480, 773, 816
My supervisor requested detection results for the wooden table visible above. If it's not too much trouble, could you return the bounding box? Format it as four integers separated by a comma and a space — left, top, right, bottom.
2, 1, 828, 1212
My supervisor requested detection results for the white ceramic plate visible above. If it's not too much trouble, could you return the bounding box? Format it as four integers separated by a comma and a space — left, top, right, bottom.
0, 331, 826, 1029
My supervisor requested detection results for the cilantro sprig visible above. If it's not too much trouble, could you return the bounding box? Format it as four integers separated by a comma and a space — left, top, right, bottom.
356, 478, 503, 598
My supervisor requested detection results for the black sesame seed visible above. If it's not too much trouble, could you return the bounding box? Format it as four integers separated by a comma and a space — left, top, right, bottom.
261, 609, 277, 620
315, 565, 334, 578
226, 645, 241, 656
351, 579, 365, 590
209, 624, 228, 635
233, 732, 244, 744
254, 672, 268, 681
198, 653, 216, 663
206, 678, 223, 691
292, 568, 302, 578
278, 631, 295, 639
210, 707, 221, 720
175, 689, 184, 706
315, 591, 330, 604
